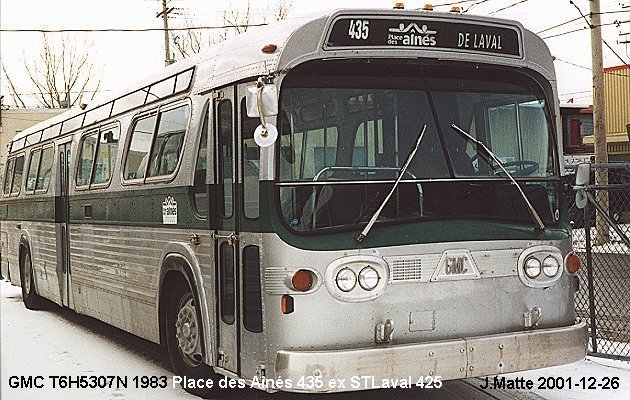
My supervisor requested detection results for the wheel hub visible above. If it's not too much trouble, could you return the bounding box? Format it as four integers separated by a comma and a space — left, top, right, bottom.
175, 296, 202, 367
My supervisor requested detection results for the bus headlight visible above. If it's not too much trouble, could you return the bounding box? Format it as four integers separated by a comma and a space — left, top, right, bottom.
336, 268, 357, 292
542, 256, 560, 277
358, 266, 380, 291
524, 257, 541, 278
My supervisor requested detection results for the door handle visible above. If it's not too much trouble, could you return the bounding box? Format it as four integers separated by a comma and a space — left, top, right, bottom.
211, 232, 238, 245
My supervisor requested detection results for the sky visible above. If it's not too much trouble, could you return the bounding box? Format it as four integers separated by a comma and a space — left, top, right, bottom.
1, 0, 629, 107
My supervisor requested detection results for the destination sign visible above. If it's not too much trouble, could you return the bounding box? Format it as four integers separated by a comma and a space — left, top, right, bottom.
326, 17, 521, 57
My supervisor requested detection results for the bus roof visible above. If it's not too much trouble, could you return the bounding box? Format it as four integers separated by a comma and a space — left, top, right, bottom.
9, 8, 553, 153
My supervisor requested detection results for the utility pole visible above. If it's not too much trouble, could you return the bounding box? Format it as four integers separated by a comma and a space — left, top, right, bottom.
157, 0, 175, 66
589, 0, 610, 244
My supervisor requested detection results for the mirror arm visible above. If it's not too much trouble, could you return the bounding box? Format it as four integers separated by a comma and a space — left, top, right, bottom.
256, 77, 269, 138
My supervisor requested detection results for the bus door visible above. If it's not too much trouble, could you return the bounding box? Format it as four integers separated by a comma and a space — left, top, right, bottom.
55, 140, 72, 308
213, 87, 240, 374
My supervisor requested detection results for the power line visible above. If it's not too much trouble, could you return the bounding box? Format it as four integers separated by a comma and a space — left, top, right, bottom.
540, 20, 629, 39
570, 0, 630, 67
489, 0, 529, 16
0, 23, 268, 33
536, 16, 582, 34
462, 0, 493, 13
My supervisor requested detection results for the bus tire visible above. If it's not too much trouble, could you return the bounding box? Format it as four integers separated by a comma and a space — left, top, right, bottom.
19, 247, 43, 310
166, 279, 223, 398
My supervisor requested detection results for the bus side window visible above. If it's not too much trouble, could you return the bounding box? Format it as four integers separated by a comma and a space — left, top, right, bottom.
36, 147, 54, 191
217, 100, 233, 218
11, 155, 25, 195
147, 104, 190, 178
193, 111, 208, 217
77, 132, 98, 186
124, 115, 157, 181
93, 126, 120, 185
26, 149, 42, 193
3, 158, 15, 195
241, 98, 259, 219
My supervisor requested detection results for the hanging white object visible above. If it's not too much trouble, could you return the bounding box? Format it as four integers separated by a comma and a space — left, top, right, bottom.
254, 123, 278, 147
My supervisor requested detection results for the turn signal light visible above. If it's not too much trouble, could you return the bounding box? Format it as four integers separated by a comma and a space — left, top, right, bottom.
291, 269, 314, 292
567, 254, 581, 274
281, 295, 294, 314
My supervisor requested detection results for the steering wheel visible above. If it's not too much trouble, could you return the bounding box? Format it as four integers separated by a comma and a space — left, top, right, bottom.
493, 160, 539, 177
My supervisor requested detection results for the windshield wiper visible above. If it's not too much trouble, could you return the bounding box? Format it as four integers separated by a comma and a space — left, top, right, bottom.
450, 124, 545, 232
356, 124, 427, 243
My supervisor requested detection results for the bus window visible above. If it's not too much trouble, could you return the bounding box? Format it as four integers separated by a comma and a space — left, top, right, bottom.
147, 104, 189, 178
220, 242, 235, 324
36, 147, 54, 191
242, 246, 262, 332
26, 149, 42, 193
77, 132, 98, 186
11, 155, 25, 195
124, 115, 157, 181
3, 158, 15, 195
93, 126, 120, 185
218, 100, 233, 218
194, 111, 208, 217
241, 99, 260, 219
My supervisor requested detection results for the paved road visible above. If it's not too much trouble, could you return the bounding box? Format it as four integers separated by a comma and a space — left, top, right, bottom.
2, 280, 529, 400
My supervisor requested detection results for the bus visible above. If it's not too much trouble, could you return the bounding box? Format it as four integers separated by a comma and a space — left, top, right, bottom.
1, 7, 587, 397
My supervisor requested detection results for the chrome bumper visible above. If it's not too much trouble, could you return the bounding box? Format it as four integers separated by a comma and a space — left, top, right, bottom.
275, 321, 587, 393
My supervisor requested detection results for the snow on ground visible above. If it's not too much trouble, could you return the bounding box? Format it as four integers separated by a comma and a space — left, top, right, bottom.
2, 279, 629, 400
1, 281, 198, 400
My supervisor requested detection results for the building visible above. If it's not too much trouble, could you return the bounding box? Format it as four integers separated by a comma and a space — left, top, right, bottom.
561, 65, 630, 164
0, 108, 65, 171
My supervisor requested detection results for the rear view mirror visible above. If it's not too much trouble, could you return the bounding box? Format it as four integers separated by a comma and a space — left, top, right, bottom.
574, 163, 590, 209
575, 163, 590, 186
246, 83, 278, 118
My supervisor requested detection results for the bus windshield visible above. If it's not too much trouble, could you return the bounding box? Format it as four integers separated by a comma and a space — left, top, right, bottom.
277, 62, 560, 234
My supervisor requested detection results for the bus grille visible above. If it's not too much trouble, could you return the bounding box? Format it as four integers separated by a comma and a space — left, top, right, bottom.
386, 256, 425, 282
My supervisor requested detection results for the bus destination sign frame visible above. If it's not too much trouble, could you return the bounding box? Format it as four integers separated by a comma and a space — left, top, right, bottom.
325, 17, 522, 58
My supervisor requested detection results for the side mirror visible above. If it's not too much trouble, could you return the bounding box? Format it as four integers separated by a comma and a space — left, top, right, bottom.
246, 82, 278, 118
575, 163, 590, 209
246, 78, 279, 147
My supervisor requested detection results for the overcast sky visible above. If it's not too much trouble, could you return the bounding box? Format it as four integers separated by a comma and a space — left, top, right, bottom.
1, 0, 628, 107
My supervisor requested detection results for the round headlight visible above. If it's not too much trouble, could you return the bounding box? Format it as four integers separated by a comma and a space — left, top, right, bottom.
542, 256, 560, 277
358, 266, 380, 291
336, 268, 357, 292
524, 257, 541, 278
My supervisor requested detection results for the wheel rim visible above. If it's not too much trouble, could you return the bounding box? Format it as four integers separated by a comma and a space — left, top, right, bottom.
175, 293, 203, 367
23, 254, 32, 296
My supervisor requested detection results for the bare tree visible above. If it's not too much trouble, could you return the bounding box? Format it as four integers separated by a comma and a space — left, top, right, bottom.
2, 33, 102, 108
170, 0, 293, 61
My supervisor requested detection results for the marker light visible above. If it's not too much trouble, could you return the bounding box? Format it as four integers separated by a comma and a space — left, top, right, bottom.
394, 2, 405, 9
450, 6, 462, 12
336, 268, 357, 292
358, 267, 380, 291
524, 257, 542, 278
422, 4, 434, 10
542, 256, 560, 277
261, 44, 277, 54
292, 270, 314, 292
566, 254, 581, 274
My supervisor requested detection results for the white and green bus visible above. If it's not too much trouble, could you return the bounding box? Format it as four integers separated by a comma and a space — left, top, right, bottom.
1, 7, 586, 397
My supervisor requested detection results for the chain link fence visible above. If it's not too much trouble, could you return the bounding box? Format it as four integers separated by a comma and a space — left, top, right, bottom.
565, 163, 630, 361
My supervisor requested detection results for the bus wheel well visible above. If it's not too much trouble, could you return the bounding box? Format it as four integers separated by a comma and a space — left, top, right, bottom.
158, 268, 191, 348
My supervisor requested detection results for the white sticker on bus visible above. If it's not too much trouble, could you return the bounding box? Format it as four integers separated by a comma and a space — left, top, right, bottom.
162, 196, 178, 225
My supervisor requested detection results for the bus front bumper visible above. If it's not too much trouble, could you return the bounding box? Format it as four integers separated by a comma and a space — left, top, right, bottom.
274, 321, 587, 393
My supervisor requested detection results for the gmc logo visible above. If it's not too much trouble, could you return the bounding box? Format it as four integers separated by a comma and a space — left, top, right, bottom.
445, 256, 468, 275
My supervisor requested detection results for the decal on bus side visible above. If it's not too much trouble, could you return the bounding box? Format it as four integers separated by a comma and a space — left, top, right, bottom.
162, 196, 178, 225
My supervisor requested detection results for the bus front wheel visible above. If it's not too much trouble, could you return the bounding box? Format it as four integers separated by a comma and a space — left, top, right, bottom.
19, 248, 43, 310
166, 279, 222, 398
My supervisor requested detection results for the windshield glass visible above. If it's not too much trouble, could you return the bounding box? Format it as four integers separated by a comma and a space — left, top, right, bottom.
277, 62, 560, 233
